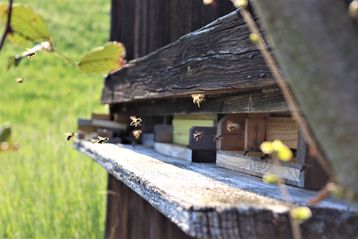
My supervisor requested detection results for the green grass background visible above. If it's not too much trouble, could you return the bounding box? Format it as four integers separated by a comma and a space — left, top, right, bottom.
0, 0, 110, 238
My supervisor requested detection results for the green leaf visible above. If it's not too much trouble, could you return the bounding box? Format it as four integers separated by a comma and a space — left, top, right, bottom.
290, 206, 312, 223
78, 42, 126, 74
0, 3, 50, 44
262, 173, 281, 184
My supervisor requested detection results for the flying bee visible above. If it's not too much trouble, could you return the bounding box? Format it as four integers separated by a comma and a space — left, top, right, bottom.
130, 116, 142, 127
16, 78, 24, 84
92, 136, 109, 144
65, 132, 77, 141
191, 94, 205, 108
132, 130, 142, 140
192, 131, 204, 141
226, 120, 240, 132
212, 134, 223, 142
97, 136, 109, 144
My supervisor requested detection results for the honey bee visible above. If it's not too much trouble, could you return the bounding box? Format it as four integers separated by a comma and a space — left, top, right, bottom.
212, 134, 223, 142
132, 130, 142, 140
130, 116, 142, 127
65, 132, 77, 141
226, 120, 240, 132
191, 94, 205, 108
192, 131, 204, 141
91, 136, 109, 144
16, 78, 24, 84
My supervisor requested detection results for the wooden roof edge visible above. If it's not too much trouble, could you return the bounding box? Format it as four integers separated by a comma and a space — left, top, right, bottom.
102, 10, 274, 104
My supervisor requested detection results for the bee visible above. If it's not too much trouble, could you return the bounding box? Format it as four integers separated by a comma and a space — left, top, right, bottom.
132, 130, 142, 140
91, 136, 109, 144
192, 131, 204, 141
226, 120, 240, 132
130, 116, 142, 127
16, 78, 24, 84
212, 134, 223, 142
191, 94, 205, 108
65, 132, 77, 141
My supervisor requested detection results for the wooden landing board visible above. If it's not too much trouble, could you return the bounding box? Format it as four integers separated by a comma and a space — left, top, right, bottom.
75, 141, 358, 239
217, 150, 302, 186
154, 142, 192, 161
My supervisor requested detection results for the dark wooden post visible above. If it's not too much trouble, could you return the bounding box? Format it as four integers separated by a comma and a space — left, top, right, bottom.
105, 174, 192, 239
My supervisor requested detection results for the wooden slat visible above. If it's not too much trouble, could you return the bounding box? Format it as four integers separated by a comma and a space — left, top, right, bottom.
266, 117, 298, 149
154, 142, 192, 161
75, 141, 358, 239
244, 118, 266, 151
216, 150, 302, 186
102, 11, 274, 104
113, 88, 289, 116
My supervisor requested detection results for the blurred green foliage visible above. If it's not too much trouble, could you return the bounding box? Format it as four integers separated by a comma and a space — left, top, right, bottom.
0, 0, 110, 238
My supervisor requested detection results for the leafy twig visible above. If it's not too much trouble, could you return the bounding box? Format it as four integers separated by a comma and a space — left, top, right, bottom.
0, 0, 13, 52
237, 4, 334, 180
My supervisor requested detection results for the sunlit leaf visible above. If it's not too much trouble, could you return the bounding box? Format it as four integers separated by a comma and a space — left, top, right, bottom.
78, 42, 126, 74
277, 147, 293, 162
272, 140, 285, 151
249, 33, 260, 44
263, 174, 281, 184
0, 3, 50, 44
231, 0, 248, 8
290, 206, 312, 223
260, 141, 274, 154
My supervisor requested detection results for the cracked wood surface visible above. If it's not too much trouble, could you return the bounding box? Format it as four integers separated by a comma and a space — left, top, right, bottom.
75, 141, 358, 239
102, 11, 274, 104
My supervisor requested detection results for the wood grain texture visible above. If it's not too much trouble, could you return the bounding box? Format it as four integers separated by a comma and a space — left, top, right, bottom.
154, 142, 192, 161
217, 114, 246, 150
75, 141, 358, 239
244, 118, 266, 151
102, 11, 274, 104
113, 88, 289, 116
251, 0, 358, 196
216, 150, 301, 186
105, 174, 192, 239
266, 117, 298, 149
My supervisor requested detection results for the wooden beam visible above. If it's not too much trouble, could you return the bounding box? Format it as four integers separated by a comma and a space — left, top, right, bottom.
102, 11, 274, 104
75, 141, 358, 239
113, 88, 289, 116
251, 0, 358, 196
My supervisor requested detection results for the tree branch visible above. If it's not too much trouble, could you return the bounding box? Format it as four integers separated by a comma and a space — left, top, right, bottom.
0, 0, 14, 52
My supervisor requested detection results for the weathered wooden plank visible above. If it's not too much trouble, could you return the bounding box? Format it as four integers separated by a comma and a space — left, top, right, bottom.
266, 117, 298, 149
105, 174, 192, 239
113, 88, 289, 116
102, 11, 274, 104
75, 141, 358, 239
216, 150, 302, 186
